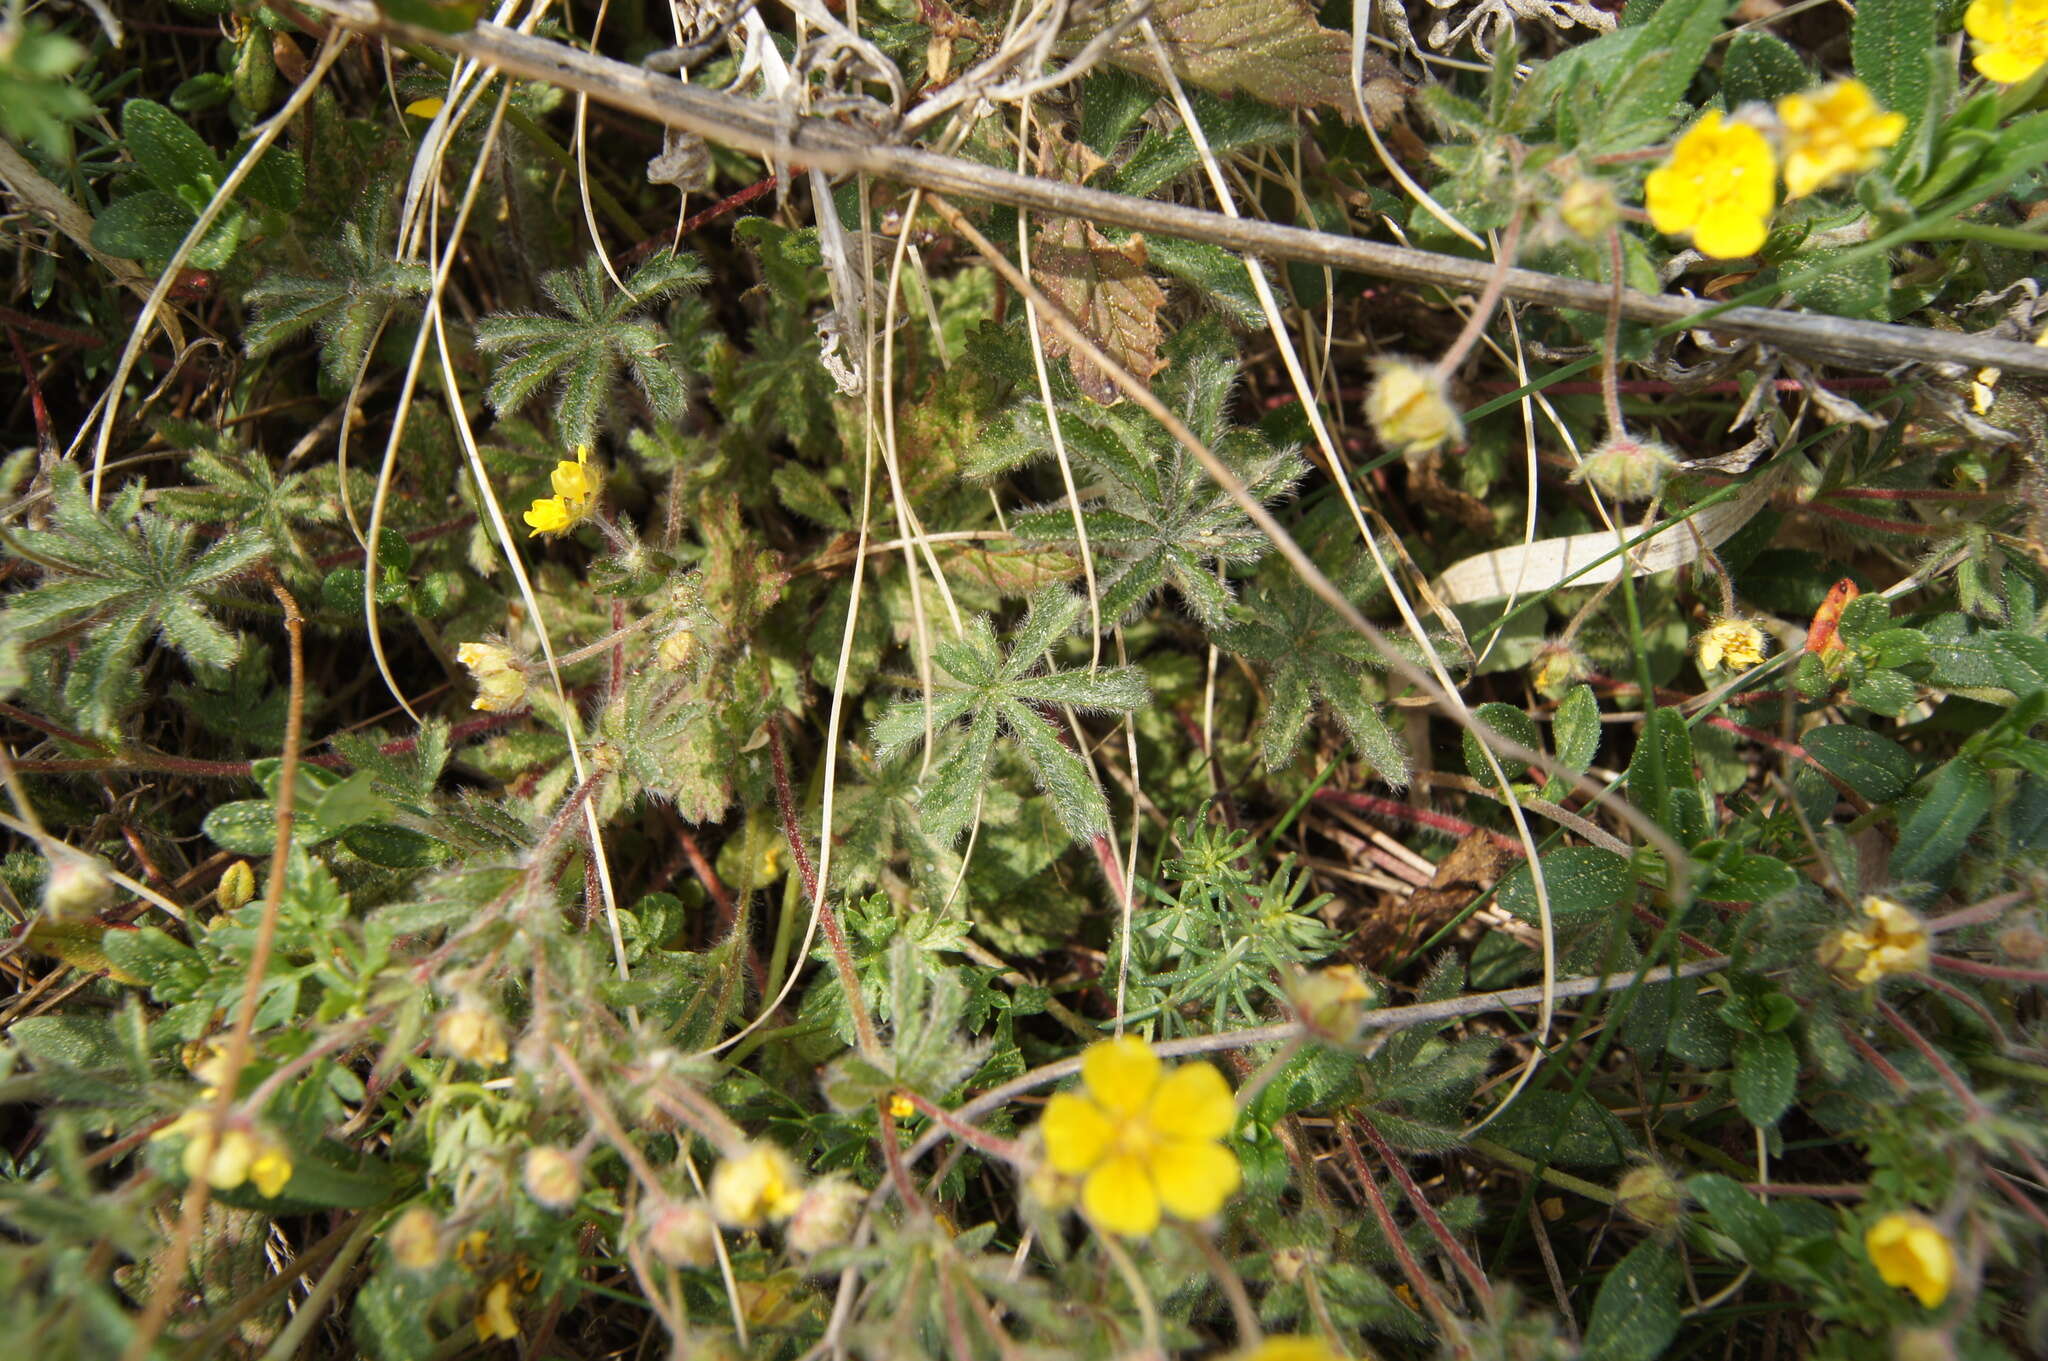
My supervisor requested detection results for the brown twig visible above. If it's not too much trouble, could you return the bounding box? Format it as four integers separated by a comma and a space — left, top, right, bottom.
766, 723, 878, 1058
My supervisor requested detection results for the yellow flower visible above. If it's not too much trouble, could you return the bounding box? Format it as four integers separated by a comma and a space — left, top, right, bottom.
1645, 112, 1777, 259
1820, 896, 1931, 985
1966, 0, 2048, 84
709, 1141, 806, 1227
1228, 1340, 1349, 1361
551, 445, 600, 503
455, 642, 527, 712
152, 1110, 293, 1197
1696, 618, 1769, 675
1364, 359, 1463, 458
435, 1005, 509, 1066
1866, 1212, 1956, 1309
523, 446, 601, 538
887, 1093, 916, 1119
474, 1277, 521, 1341
1777, 81, 1906, 198
1039, 1035, 1241, 1237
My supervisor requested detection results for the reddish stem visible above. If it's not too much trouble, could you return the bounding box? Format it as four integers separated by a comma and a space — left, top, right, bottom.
1314, 789, 1522, 854
1932, 953, 2048, 984
1356, 1113, 1494, 1310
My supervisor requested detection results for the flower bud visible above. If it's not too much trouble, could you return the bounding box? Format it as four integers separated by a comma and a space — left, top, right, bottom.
1616, 1161, 1682, 1230
1996, 921, 2046, 963
786, 1175, 863, 1256
1270, 1245, 1312, 1285
657, 629, 698, 672
1866, 1212, 1955, 1308
436, 1005, 510, 1067
388, 1206, 444, 1271
1573, 435, 1679, 503
1559, 176, 1620, 240
1364, 358, 1463, 458
41, 849, 113, 921
1529, 643, 1589, 700
1289, 966, 1378, 1042
709, 1141, 805, 1227
1823, 897, 1930, 986
455, 641, 527, 713
217, 860, 257, 912
643, 1198, 719, 1268
522, 1146, 582, 1211
1893, 1328, 1958, 1361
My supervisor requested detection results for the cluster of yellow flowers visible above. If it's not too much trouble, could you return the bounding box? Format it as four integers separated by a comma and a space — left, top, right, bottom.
1867, 1212, 1957, 1308
1038, 1035, 1242, 1237
1967, 0, 2048, 85
522, 445, 602, 538
1647, 80, 1904, 259
1819, 896, 1932, 986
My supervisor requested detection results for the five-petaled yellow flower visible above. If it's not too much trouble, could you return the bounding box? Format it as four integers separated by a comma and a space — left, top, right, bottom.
1777, 81, 1906, 199
1866, 1212, 1956, 1309
1364, 359, 1463, 458
1039, 1035, 1242, 1237
1645, 112, 1777, 259
523, 445, 601, 538
1696, 618, 1769, 675
1966, 0, 2048, 84
1819, 895, 1931, 986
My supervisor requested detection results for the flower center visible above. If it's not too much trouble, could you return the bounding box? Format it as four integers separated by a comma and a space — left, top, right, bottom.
1111, 1119, 1159, 1162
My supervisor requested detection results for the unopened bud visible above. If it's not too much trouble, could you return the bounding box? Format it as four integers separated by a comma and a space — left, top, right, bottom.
1574, 436, 1678, 503
1893, 1328, 1958, 1361
1996, 922, 2046, 964
1616, 1162, 1682, 1230
435, 1005, 510, 1067
1530, 643, 1589, 700
389, 1206, 444, 1271
657, 629, 698, 672
522, 1146, 582, 1211
41, 849, 114, 921
1290, 966, 1378, 1041
786, 1175, 863, 1256
1558, 176, 1620, 241
643, 1198, 719, 1268
1364, 358, 1463, 459
218, 861, 257, 913
1270, 1245, 1313, 1285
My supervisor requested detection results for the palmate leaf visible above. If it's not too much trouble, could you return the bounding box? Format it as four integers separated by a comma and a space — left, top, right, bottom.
871, 585, 1149, 844
474, 250, 707, 448
243, 194, 430, 385
2, 466, 267, 734
1000, 319, 1303, 632
1222, 523, 1413, 784
153, 426, 347, 588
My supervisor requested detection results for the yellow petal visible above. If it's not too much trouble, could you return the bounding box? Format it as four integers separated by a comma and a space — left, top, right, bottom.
404, 97, 445, 118
1866, 1213, 1954, 1308
1965, 0, 2011, 44
1150, 1137, 1241, 1222
1975, 45, 2047, 83
1146, 1062, 1236, 1141
1692, 207, 1767, 260
1082, 1154, 1160, 1236
1643, 167, 1699, 234
1040, 1091, 1114, 1174
1080, 1035, 1159, 1117
250, 1148, 293, 1198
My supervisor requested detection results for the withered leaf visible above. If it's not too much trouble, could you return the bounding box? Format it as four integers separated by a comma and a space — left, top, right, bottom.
1073, 0, 1379, 112
1035, 220, 1169, 405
